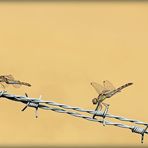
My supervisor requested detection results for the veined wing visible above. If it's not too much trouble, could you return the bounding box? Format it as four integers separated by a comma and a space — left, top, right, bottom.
13, 83, 22, 88
0, 82, 8, 89
4, 80, 31, 88
4, 75, 21, 88
91, 82, 105, 95
4, 74, 15, 80
0, 75, 19, 88
12, 81, 31, 87
0, 75, 31, 88
4, 80, 21, 88
103, 80, 116, 91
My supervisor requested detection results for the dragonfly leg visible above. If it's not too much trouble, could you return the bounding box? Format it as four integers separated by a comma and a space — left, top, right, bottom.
25, 93, 28, 97
102, 102, 110, 107
98, 103, 103, 111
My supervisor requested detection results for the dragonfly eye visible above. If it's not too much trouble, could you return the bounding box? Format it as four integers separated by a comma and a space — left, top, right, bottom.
92, 98, 98, 105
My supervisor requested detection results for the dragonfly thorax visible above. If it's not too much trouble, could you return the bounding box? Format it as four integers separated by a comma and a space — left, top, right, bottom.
92, 94, 107, 105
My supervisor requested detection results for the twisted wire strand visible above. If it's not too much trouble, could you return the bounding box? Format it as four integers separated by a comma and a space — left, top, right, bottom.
0, 90, 147, 125
44, 102, 147, 125
0, 91, 147, 125
0, 90, 148, 143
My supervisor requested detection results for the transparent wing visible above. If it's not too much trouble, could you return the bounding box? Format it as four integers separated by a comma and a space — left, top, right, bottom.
4, 74, 15, 80
12, 84, 22, 88
0, 82, 8, 89
91, 82, 105, 95
9, 80, 22, 88
103, 80, 116, 91
6, 79, 22, 88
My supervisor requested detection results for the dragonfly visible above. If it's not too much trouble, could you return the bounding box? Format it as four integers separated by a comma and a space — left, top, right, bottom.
91, 80, 133, 119
0, 74, 31, 88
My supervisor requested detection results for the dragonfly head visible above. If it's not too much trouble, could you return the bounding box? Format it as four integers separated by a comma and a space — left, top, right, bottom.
92, 98, 98, 105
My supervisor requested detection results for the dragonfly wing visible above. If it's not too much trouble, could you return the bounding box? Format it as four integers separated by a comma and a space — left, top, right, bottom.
5, 74, 15, 80
91, 82, 105, 94
12, 84, 22, 88
6, 80, 22, 88
103, 80, 116, 91
0, 82, 8, 88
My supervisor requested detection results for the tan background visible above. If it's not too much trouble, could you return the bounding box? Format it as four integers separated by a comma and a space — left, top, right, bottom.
0, 1, 148, 146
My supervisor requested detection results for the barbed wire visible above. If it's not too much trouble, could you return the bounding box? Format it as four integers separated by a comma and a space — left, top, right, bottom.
0, 90, 147, 143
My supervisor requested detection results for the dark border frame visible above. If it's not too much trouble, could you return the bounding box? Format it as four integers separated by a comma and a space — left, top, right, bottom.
0, 0, 148, 2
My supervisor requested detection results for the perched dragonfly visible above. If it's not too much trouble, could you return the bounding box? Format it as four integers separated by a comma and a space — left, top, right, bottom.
91, 80, 133, 119
0, 74, 31, 88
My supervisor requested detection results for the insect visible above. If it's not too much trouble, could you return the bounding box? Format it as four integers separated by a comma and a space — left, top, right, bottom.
0, 74, 31, 88
91, 80, 133, 119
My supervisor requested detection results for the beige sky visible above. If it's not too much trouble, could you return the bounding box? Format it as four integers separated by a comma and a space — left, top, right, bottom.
0, 1, 148, 146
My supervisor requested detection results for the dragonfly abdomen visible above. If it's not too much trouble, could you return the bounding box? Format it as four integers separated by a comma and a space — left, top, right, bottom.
116, 82, 133, 92
104, 82, 133, 98
6, 80, 31, 87
20, 82, 31, 87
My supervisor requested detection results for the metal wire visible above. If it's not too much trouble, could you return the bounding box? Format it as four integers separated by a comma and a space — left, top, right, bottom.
0, 90, 147, 143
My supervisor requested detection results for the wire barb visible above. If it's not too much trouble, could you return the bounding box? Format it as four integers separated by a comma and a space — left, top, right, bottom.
21, 93, 31, 111
21, 101, 30, 111
35, 95, 42, 118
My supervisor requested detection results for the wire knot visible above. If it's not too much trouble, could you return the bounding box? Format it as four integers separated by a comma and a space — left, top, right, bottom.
132, 125, 148, 143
